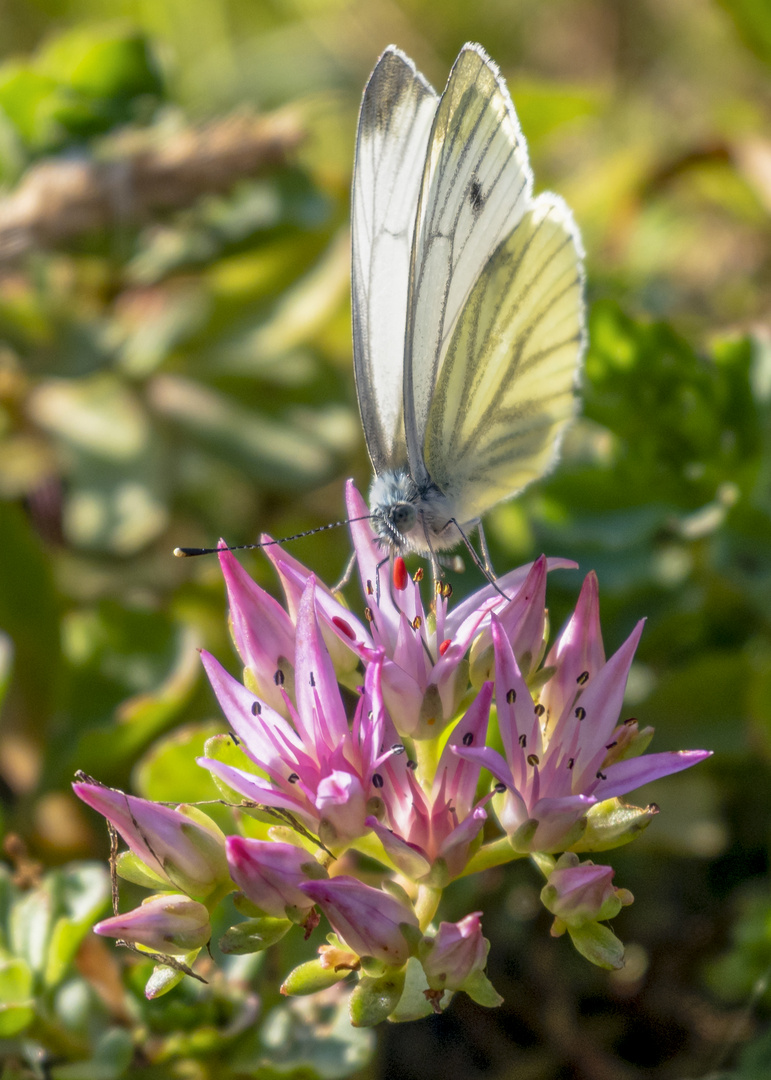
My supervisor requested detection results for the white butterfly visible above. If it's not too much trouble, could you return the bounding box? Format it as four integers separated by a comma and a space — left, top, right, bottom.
352, 43, 585, 573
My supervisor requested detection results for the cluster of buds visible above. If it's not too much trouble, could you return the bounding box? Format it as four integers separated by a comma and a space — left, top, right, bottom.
75, 482, 710, 1024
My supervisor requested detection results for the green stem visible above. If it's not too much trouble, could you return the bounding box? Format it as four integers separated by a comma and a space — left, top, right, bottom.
530, 851, 557, 879
414, 885, 442, 930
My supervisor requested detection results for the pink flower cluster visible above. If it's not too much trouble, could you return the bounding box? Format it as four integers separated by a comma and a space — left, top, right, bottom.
74, 482, 711, 1022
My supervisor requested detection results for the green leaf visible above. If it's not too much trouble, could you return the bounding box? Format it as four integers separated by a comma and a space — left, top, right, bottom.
44, 863, 111, 987
385, 958, 434, 1023
49, 1026, 134, 1080
219, 916, 291, 954
0, 957, 34, 1036
280, 957, 351, 996
567, 922, 626, 970
349, 969, 406, 1028
133, 720, 224, 803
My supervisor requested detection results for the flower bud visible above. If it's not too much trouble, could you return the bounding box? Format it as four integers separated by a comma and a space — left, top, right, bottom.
73, 782, 229, 901
226, 836, 323, 921
540, 853, 633, 931
420, 913, 489, 991
300, 876, 419, 967
94, 894, 210, 955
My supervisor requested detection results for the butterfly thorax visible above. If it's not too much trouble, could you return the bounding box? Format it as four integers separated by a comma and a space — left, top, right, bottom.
369, 468, 463, 555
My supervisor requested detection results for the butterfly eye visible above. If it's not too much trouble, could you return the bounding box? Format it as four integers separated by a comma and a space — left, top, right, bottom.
390, 503, 417, 531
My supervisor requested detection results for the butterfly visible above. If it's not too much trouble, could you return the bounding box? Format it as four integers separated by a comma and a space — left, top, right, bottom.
352, 43, 586, 575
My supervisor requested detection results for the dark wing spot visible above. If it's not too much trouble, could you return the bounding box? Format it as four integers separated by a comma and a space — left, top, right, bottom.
469, 177, 485, 214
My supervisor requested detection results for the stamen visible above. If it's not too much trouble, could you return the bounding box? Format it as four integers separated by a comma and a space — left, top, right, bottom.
274, 669, 285, 687
309, 672, 315, 688
390, 743, 405, 755
623, 717, 637, 726
413, 567, 424, 582
462, 732, 474, 746
596, 770, 607, 780
251, 701, 261, 716
534, 703, 545, 717
506, 688, 516, 704
439, 639, 452, 656
518, 734, 527, 747
406, 760, 418, 771
605, 740, 618, 749
441, 582, 453, 599
575, 706, 586, 720
493, 782, 507, 793
527, 754, 540, 767
411, 616, 422, 631
366, 580, 374, 595
568, 758, 574, 769
288, 773, 299, 783
372, 773, 384, 789
577, 671, 589, 685
332, 616, 355, 640
393, 557, 408, 591
364, 607, 373, 622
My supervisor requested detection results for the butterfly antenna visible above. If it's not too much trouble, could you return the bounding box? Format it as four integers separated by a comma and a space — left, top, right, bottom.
173, 515, 375, 558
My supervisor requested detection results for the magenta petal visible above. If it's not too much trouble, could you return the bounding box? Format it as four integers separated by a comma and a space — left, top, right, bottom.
300, 874, 419, 966
367, 817, 432, 880
434, 682, 493, 818
294, 577, 349, 747
226, 836, 317, 918
591, 749, 713, 801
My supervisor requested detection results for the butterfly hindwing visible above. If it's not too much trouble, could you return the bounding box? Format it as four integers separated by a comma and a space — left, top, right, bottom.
423, 192, 585, 524
351, 46, 438, 475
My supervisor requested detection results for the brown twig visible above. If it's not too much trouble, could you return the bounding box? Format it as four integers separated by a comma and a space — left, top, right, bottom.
0, 110, 305, 265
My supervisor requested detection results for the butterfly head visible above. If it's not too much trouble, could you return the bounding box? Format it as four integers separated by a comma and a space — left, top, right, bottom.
369, 468, 420, 551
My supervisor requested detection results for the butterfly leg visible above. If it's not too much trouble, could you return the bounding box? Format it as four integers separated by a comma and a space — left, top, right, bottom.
477, 521, 497, 578
449, 518, 509, 601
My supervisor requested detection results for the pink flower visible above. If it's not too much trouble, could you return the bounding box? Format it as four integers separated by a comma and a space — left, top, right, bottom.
226, 837, 322, 921
366, 682, 495, 884
263, 481, 575, 739
541, 853, 633, 930
198, 576, 400, 851
419, 912, 489, 991
73, 781, 229, 901
94, 895, 211, 955
455, 575, 712, 853
299, 876, 419, 967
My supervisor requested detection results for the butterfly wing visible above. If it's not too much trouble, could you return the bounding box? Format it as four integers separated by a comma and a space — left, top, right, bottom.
403, 43, 535, 487
423, 191, 585, 524
351, 46, 438, 475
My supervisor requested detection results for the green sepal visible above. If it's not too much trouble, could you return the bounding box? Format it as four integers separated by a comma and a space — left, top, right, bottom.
509, 818, 539, 851
461, 837, 523, 876
280, 957, 352, 996
568, 922, 625, 970
219, 917, 291, 954
349, 968, 406, 1027
144, 948, 201, 998
386, 957, 434, 1023
461, 968, 504, 1008
568, 798, 658, 853
115, 849, 169, 889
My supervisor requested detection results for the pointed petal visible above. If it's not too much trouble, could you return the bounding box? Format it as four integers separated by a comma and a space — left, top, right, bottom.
591, 750, 713, 801
434, 682, 493, 818
294, 577, 348, 747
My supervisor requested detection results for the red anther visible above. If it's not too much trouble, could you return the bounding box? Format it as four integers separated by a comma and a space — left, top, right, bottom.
393, 557, 408, 591
439, 639, 452, 656
332, 616, 355, 640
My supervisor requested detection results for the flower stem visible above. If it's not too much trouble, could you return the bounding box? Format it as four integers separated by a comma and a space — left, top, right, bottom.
414, 885, 442, 930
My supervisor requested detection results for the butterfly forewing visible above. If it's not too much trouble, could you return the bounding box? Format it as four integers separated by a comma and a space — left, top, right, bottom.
423, 192, 585, 524
403, 43, 534, 487
351, 47, 438, 475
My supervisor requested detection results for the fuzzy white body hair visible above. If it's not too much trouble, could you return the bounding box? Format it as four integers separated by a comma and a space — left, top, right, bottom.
369, 468, 466, 555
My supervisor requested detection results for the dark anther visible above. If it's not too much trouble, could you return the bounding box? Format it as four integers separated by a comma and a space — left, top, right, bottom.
527, 753, 540, 767
494, 782, 507, 793
534, 703, 545, 717
309, 672, 315, 688
412, 616, 422, 630
577, 671, 589, 685
288, 773, 299, 783
407, 759, 418, 771
366, 580, 374, 595
605, 740, 618, 749
372, 773, 384, 789
575, 706, 586, 720
391, 743, 405, 754
568, 758, 574, 769
624, 717, 637, 726
596, 770, 607, 780
364, 607, 373, 622
274, 669, 285, 687
251, 701, 261, 716
462, 732, 474, 746
518, 734, 527, 747
506, 688, 516, 704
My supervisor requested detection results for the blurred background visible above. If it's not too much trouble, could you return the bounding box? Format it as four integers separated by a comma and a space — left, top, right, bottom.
0, 1, 770, 1077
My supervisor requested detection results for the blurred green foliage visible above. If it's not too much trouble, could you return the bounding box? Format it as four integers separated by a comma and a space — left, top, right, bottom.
0, 1, 770, 1078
